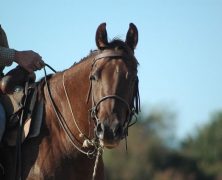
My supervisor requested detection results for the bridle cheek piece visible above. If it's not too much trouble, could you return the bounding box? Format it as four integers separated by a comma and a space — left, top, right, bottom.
88, 50, 139, 138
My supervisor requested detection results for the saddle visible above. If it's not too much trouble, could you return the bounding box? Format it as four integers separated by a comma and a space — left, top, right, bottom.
0, 66, 43, 146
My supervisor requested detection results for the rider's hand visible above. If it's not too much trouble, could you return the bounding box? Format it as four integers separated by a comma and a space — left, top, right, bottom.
14, 50, 45, 73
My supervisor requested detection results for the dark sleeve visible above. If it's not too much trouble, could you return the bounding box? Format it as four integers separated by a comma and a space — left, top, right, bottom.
0, 46, 14, 66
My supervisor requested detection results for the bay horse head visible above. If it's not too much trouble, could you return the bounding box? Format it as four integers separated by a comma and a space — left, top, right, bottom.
89, 23, 140, 148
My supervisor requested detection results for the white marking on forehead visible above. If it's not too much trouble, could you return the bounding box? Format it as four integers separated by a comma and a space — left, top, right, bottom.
115, 65, 129, 79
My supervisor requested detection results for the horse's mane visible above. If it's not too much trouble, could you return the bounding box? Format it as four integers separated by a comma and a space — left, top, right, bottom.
70, 49, 98, 68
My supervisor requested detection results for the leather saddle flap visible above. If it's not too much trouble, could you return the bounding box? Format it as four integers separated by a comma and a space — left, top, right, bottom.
1, 86, 43, 146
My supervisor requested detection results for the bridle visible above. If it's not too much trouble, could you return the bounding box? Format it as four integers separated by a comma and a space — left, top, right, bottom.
88, 49, 140, 138
90, 95, 131, 124
44, 49, 140, 150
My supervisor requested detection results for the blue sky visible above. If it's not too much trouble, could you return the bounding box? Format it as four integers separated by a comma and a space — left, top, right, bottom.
1, 0, 222, 139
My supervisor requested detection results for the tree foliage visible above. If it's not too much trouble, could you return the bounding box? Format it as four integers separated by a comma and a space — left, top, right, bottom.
103, 108, 222, 179
182, 111, 222, 178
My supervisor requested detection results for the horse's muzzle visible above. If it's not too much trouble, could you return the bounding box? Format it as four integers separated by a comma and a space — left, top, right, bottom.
95, 120, 123, 148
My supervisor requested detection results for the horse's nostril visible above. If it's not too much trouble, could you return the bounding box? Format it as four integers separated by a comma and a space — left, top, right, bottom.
96, 121, 123, 141
96, 122, 104, 139
114, 123, 123, 138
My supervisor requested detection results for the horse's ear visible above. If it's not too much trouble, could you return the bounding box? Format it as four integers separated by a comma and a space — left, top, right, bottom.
125, 23, 138, 50
96, 23, 108, 50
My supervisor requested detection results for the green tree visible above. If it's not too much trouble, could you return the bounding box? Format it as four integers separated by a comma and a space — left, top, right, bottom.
181, 111, 222, 178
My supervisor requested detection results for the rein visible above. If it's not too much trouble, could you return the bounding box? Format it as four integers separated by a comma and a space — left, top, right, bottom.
43, 64, 99, 156
43, 64, 102, 180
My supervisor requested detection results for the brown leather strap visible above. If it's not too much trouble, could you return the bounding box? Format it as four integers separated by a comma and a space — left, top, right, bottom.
94, 50, 127, 61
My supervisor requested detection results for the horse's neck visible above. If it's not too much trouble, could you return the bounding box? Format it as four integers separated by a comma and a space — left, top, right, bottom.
43, 56, 94, 157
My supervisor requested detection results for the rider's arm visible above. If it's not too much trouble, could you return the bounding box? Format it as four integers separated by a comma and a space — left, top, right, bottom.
0, 46, 15, 66
0, 46, 45, 73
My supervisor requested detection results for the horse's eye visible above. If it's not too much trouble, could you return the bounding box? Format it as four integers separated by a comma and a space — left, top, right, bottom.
90, 75, 95, 80
89, 74, 98, 81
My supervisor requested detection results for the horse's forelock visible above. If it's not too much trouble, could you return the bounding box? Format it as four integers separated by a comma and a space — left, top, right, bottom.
109, 39, 128, 49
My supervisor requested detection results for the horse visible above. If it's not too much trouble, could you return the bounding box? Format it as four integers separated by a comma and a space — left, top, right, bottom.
1, 22, 140, 180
